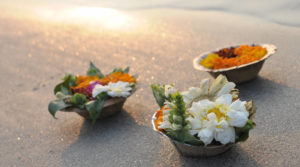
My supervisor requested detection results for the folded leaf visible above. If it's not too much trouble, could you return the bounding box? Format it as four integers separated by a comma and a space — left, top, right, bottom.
87, 62, 104, 78
124, 67, 130, 73
151, 84, 166, 108
54, 74, 77, 95
85, 99, 105, 124
166, 129, 203, 146
48, 100, 72, 118
235, 120, 255, 142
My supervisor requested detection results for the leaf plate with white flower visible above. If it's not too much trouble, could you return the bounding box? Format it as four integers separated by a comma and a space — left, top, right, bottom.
48, 62, 137, 123
151, 75, 256, 157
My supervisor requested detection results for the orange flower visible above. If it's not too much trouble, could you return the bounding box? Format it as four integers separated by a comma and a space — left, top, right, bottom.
209, 45, 267, 69
234, 45, 267, 59
154, 106, 169, 131
70, 75, 102, 97
99, 72, 136, 85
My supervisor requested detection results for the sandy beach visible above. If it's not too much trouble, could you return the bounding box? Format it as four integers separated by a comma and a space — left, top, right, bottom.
0, 2, 300, 167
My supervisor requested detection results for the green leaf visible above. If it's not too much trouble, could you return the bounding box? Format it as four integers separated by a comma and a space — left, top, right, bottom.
87, 61, 104, 78
166, 129, 203, 145
133, 74, 138, 79
151, 84, 166, 108
129, 82, 136, 88
111, 67, 124, 73
54, 74, 77, 95
48, 100, 72, 118
70, 93, 89, 105
85, 99, 105, 124
124, 67, 130, 73
95, 92, 109, 101
235, 120, 256, 142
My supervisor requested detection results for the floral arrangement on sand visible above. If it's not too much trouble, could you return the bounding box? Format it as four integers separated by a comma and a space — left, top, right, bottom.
151, 75, 256, 146
200, 45, 267, 69
48, 62, 137, 123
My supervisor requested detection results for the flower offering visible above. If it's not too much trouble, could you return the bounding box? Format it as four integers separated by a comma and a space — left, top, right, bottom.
151, 75, 256, 151
48, 62, 137, 123
200, 45, 267, 69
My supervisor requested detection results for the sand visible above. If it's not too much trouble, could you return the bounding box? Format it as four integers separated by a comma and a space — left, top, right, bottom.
0, 4, 300, 167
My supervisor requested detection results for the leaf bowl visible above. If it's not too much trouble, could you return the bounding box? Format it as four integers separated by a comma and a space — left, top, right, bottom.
193, 44, 277, 84
152, 111, 233, 157
63, 97, 126, 120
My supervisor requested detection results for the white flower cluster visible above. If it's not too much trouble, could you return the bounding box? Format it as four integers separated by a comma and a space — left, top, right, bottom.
92, 81, 132, 98
158, 76, 249, 145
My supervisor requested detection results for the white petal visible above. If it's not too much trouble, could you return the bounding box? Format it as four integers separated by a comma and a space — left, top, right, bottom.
162, 108, 170, 116
189, 99, 213, 118
198, 99, 214, 109
189, 101, 202, 117
215, 119, 229, 132
227, 110, 249, 127
92, 84, 109, 97
186, 117, 202, 129
214, 127, 235, 144
199, 78, 210, 95
158, 121, 170, 129
107, 81, 132, 97
207, 112, 217, 121
209, 75, 228, 96
206, 113, 218, 128
181, 91, 192, 106
216, 82, 236, 97
230, 99, 247, 112
189, 130, 199, 135
189, 87, 202, 98
198, 128, 214, 145
164, 84, 177, 97
216, 94, 232, 106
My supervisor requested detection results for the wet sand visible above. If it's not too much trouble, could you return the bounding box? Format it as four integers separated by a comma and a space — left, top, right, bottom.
0, 6, 300, 167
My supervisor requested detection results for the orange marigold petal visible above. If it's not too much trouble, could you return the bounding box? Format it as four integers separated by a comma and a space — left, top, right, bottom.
99, 72, 136, 85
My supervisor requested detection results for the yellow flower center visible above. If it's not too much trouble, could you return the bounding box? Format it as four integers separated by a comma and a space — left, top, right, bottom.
207, 107, 227, 122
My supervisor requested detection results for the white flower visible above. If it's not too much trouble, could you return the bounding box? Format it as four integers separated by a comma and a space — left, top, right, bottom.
164, 84, 177, 97
182, 76, 236, 108
182, 78, 209, 107
92, 84, 109, 98
92, 81, 132, 98
216, 82, 236, 97
107, 81, 132, 97
186, 94, 249, 145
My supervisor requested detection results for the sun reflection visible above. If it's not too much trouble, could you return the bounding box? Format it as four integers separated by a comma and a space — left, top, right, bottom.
37, 6, 137, 30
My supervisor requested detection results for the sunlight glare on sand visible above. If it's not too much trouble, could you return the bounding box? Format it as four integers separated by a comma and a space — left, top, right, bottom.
37, 6, 138, 30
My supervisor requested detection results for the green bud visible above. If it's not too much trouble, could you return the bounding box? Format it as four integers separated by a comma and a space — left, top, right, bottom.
55, 92, 65, 100
173, 115, 182, 124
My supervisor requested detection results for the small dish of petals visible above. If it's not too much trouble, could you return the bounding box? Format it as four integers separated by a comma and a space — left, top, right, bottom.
193, 44, 277, 83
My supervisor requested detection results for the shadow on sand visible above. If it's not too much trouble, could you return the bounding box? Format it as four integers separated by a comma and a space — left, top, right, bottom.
61, 109, 161, 167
